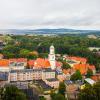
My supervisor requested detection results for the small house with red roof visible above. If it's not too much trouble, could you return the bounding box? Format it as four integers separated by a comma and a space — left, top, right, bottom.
9, 58, 27, 70
0, 59, 9, 72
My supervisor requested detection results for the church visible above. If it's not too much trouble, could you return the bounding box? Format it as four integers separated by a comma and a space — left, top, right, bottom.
28, 45, 62, 70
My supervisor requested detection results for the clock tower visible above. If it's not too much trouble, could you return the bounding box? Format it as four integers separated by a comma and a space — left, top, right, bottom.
49, 45, 56, 70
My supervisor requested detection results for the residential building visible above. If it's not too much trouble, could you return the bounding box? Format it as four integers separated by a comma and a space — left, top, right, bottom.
42, 68, 55, 80
45, 78, 59, 88
0, 59, 9, 72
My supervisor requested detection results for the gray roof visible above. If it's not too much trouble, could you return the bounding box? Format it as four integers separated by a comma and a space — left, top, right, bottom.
43, 68, 55, 72
10, 69, 33, 73
46, 78, 58, 82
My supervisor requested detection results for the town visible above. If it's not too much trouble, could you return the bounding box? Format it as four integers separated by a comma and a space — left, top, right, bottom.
0, 42, 100, 100
0, 0, 100, 99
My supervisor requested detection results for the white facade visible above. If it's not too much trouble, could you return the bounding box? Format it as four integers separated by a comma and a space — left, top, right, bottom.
42, 71, 55, 80
45, 79, 59, 88
49, 45, 56, 70
0, 67, 9, 72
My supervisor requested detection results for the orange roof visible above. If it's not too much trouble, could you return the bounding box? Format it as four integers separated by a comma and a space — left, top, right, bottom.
63, 69, 71, 74
73, 64, 87, 74
28, 60, 35, 67
9, 58, 27, 62
28, 58, 50, 68
56, 61, 62, 67
91, 76, 98, 81
68, 56, 87, 63
0, 59, 9, 67
73, 64, 96, 74
34, 58, 50, 68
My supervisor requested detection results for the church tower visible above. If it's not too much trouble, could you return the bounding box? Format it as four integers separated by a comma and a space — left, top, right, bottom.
49, 45, 56, 70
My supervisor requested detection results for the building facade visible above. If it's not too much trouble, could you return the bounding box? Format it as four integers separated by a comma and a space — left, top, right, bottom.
49, 45, 56, 70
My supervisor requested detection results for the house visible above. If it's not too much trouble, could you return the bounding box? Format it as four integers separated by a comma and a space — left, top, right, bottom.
67, 56, 87, 64
73, 64, 96, 75
55, 70, 65, 81
45, 78, 59, 88
9, 58, 27, 70
84, 78, 96, 85
28, 58, 50, 69
0, 59, 9, 72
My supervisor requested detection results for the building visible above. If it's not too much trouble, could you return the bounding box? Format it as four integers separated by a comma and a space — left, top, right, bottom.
45, 78, 59, 88
9, 58, 27, 70
55, 70, 65, 82
42, 68, 55, 80
10, 68, 56, 82
66, 56, 87, 65
10, 69, 33, 82
33, 69, 42, 80
48, 45, 56, 70
73, 64, 96, 75
28, 58, 50, 69
0, 59, 9, 72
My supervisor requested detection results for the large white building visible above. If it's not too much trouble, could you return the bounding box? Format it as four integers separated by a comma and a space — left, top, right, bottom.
49, 45, 56, 70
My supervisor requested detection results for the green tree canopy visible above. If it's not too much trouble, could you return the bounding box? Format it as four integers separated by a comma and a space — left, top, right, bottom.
0, 85, 27, 100
70, 70, 82, 81
78, 81, 100, 100
86, 69, 93, 78
19, 49, 30, 57
53, 93, 66, 100
62, 60, 71, 69
58, 82, 66, 97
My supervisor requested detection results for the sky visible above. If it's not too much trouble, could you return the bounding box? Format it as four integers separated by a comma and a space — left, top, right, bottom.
0, 0, 100, 30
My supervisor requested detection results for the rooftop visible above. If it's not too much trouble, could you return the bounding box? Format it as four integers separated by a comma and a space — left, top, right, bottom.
36, 80, 52, 90
10, 69, 33, 73
43, 68, 55, 72
85, 78, 95, 85
46, 78, 58, 82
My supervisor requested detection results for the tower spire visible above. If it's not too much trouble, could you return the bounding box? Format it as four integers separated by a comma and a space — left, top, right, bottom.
49, 44, 56, 70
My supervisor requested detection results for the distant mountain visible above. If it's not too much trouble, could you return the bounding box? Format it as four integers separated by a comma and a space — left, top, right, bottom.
0, 28, 100, 35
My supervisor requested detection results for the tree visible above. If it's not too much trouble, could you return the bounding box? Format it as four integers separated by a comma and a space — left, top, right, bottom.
70, 70, 82, 81
86, 69, 93, 78
58, 82, 66, 97
93, 81, 100, 100
78, 85, 96, 100
78, 82, 100, 100
53, 93, 66, 100
0, 85, 27, 100
39, 96, 46, 100
19, 49, 30, 57
62, 60, 71, 69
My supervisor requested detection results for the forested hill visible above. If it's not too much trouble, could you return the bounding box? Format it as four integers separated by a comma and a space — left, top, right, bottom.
0, 28, 100, 35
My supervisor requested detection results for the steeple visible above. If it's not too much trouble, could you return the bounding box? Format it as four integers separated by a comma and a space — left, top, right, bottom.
49, 44, 56, 70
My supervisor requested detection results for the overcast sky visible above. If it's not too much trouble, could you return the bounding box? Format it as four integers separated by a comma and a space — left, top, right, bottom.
0, 0, 100, 29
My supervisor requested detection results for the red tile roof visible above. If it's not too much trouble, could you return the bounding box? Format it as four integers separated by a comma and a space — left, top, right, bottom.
28, 58, 50, 68
28, 60, 35, 67
28, 58, 62, 68
56, 61, 62, 67
0, 59, 9, 67
9, 58, 27, 62
73, 64, 96, 74
68, 56, 87, 63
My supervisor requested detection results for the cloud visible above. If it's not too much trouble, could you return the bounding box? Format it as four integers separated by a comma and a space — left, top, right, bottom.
0, 0, 100, 29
